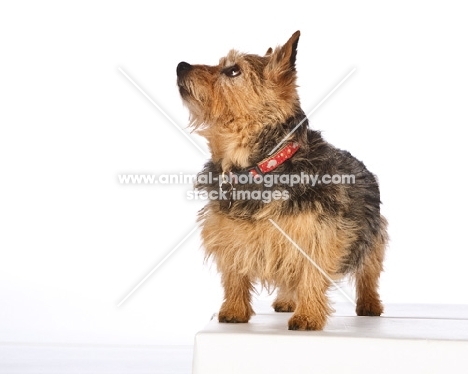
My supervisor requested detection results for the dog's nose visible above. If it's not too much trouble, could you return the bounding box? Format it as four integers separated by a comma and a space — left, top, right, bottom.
177, 61, 192, 77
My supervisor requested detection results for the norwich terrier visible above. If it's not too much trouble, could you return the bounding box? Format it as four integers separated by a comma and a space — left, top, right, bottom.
177, 31, 388, 330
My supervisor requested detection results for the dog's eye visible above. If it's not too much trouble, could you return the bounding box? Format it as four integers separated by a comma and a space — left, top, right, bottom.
223, 65, 241, 78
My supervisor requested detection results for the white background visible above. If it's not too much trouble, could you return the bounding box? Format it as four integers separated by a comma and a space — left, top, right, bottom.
1, 0, 468, 348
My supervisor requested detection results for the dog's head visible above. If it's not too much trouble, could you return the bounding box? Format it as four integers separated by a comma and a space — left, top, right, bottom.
177, 31, 301, 132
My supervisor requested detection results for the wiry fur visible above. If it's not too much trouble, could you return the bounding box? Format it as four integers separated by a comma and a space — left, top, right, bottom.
177, 31, 388, 330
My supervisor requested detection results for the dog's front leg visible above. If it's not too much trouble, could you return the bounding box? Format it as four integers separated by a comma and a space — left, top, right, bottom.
218, 271, 254, 323
288, 267, 333, 331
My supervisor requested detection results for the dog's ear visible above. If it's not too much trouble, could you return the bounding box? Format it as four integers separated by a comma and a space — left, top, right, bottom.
264, 31, 300, 82
265, 47, 273, 56
283, 30, 300, 69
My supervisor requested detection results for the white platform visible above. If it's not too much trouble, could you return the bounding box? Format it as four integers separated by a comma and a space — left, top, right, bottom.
193, 303, 468, 374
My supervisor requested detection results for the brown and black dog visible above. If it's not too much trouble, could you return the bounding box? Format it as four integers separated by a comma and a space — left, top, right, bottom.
177, 31, 387, 330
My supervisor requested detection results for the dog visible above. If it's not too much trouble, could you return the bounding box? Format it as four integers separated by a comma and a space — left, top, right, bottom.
176, 31, 388, 330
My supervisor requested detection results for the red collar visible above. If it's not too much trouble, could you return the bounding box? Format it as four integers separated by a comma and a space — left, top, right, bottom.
218, 141, 300, 211
242, 141, 300, 176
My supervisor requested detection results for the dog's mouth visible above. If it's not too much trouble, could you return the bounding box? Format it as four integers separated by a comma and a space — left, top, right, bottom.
176, 61, 192, 96
177, 82, 188, 96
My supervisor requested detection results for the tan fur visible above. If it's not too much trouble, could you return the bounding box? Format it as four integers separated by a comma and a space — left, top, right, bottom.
199, 209, 359, 330
181, 33, 301, 169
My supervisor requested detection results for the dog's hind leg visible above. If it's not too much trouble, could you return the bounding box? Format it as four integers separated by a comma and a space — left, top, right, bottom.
218, 272, 254, 323
354, 235, 386, 316
272, 287, 296, 312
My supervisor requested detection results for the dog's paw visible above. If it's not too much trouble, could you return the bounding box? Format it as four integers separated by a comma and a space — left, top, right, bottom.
218, 311, 250, 323
356, 300, 383, 316
273, 300, 296, 313
288, 313, 326, 331
218, 303, 252, 323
